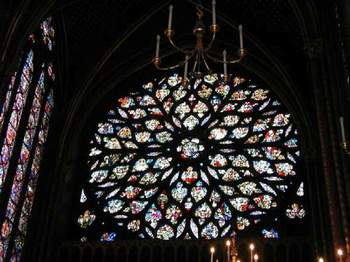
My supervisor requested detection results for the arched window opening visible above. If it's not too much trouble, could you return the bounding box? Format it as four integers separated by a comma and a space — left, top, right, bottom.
0, 17, 55, 262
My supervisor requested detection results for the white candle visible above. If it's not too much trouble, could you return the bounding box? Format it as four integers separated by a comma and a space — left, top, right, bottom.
249, 243, 255, 262
155, 35, 160, 58
337, 248, 344, 262
340, 116, 346, 144
210, 247, 215, 262
184, 55, 189, 81
226, 240, 231, 262
212, 0, 216, 25
168, 5, 173, 30
223, 50, 227, 79
239, 24, 244, 50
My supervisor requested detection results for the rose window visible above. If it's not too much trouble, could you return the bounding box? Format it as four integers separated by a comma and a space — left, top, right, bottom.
79, 73, 302, 240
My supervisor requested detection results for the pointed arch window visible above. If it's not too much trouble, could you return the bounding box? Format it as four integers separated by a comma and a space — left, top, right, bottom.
0, 17, 55, 261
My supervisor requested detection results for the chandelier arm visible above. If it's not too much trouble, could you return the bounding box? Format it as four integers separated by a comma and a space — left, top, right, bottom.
206, 51, 245, 64
204, 31, 217, 52
200, 50, 211, 72
191, 51, 201, 73
166, 33, 193, 55
153, 52, 196, 71
154, 61, 183, 71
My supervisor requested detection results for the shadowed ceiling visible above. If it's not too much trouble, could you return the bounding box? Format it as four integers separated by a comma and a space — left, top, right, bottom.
57, 0, 307, 98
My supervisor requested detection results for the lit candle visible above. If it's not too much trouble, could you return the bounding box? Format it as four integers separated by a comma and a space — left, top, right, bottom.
337, 248, 344, 262
212, 0, 216, 25
318, 257, 324, 262
168, 5, 173, 30
210, 247, 215, 262
155, 35, 160, 58
254, 254, 259, 261
340, 116, 346, 144
249, 243, 255, 262
226, 240, 231, 262
223, 50, 227, 80
239, 24, 244, 50
184, 55, 189, 81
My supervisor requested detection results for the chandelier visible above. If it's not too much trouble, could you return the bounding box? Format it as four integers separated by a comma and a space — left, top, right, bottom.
152, 1, 246, 82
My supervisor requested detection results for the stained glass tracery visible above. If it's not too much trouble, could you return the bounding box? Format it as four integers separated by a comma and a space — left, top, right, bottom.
0, 51, 34, 193
0, 17, 55, 262
80, 73, 304, 241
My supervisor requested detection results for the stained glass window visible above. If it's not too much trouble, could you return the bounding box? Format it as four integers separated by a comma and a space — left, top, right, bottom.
79, 73, 305, 241
0, 17, 55, 261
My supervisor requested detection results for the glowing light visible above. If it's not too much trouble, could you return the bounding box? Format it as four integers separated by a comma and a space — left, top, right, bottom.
337, 249, 343, 257
254, 254, 259, 261
226, 240, 231, 246
210, 247, 215, 253
249, 243, 255, 251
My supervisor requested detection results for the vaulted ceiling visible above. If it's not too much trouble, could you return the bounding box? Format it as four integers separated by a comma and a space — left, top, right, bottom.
54, 0, 315, 115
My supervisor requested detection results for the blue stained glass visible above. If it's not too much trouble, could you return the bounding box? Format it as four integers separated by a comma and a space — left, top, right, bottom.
0, 16, 55, 262
81, 73, 303, 240
0, 50, 34, 193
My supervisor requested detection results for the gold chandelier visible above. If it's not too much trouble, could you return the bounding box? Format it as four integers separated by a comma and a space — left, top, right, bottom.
152, 1, 246, 82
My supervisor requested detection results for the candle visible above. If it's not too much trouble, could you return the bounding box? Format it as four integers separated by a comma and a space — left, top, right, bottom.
223, 50, 227, 80
184, 55, 189, 81
254, 254, 259, 261
340, 116, 346, 144
249, 243, 255, 262
212, 0, 216, 25
226, 240, 231, 262
210, 247, 215, 262
337, 248, 344, 262
168, 5, 173, 30
318, 257, 324, 262
239, 25, 244, 50
155, 35, 160, 58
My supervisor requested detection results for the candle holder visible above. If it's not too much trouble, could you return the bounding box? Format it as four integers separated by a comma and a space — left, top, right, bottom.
210, 235, 239, 262
229, 236, 239, 262
339, 116, 350, 155
152, 1, 246, 82
341, 141, 350, 155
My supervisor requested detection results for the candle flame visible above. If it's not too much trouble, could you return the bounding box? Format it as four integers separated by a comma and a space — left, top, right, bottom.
337, 248, 343, 256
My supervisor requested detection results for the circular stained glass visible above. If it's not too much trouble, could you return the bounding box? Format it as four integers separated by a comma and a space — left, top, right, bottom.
81, 73, 301, 240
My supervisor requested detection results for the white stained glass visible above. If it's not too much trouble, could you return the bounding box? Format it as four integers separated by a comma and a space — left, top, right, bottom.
83, 74, 302, 240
